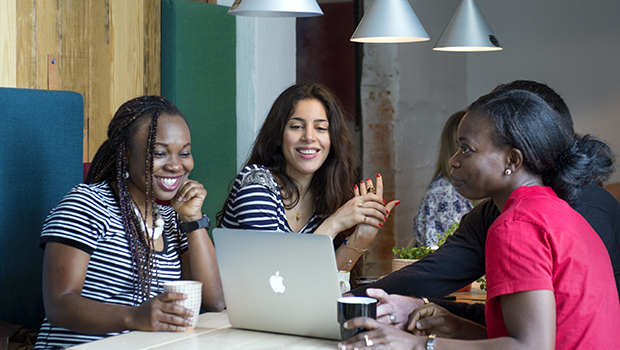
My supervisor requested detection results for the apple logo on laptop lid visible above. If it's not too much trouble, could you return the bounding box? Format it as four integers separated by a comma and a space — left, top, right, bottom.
269, 271, 286, 293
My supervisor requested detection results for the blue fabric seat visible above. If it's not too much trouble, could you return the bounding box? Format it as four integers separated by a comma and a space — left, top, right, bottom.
0, 87, 83, 330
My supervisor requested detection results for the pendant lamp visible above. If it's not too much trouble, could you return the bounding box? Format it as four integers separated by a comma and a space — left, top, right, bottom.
433, 0, 502, 52
228, 0, 323, 17
350, 0, 429, 43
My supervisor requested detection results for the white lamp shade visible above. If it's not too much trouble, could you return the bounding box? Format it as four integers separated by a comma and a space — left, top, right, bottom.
350, 0, 429, 43
228, 0, 323, 17
433, 0, 502, 52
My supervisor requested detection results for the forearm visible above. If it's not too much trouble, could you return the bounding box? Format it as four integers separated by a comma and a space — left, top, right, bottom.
183, 229, 225, 311
45, 293, 133, 335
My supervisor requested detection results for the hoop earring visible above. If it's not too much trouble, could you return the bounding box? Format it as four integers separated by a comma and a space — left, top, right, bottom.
504, 169, 512, 176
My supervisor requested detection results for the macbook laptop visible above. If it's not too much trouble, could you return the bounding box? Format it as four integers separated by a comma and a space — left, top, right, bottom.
212, 228, 343, 340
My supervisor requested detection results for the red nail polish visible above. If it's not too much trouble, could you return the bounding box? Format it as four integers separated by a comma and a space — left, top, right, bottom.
366, 178, 370, 181
384, 216, 387, 220
396, 201, 401, 206
354, 184, 358, 189
377, 174, 381, 177
379, 223, 383, 227
386, 209, 389, 214
383, 200, 386, 204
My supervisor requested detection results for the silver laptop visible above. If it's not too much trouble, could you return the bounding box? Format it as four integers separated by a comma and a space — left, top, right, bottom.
212, 228, 342, 340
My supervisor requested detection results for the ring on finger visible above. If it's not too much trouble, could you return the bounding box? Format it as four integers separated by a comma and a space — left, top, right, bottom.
390, 314, 396, 324
358, 202, 364, 207
366, 186, 376, 194
363, 334, 374, 347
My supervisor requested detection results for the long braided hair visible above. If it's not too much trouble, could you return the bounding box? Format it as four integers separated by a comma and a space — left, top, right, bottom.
85, 95, 185, 304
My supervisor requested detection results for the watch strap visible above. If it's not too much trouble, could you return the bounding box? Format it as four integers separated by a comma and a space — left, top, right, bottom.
179, 213, 210, 233
426, 334, 436, 350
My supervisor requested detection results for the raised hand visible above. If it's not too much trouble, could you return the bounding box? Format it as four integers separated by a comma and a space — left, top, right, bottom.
171, 179, 206, 222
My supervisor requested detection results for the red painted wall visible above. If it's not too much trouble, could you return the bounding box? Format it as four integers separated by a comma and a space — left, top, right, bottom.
297, 2, 356, 121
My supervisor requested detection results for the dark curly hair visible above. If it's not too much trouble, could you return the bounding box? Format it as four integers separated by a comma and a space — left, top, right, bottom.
85, 95, 186, 304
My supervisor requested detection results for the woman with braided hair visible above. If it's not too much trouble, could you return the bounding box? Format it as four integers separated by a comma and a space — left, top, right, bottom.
35, 96, 224, 349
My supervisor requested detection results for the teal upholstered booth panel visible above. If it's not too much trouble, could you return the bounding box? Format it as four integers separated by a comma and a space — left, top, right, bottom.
162, 0, 237, 233
0, 87, 83, 330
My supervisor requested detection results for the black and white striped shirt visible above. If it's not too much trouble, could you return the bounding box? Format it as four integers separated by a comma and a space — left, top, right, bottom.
35, 182, 188, 349
221, 165, 323, 233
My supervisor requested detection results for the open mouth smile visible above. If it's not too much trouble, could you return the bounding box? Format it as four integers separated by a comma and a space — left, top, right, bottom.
155, 176, 183, 191
296, 148, 320, 158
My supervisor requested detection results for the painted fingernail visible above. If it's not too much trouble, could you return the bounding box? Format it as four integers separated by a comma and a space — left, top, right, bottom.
384, 216, 388, 220
379, 223, 383, 227
383, 199, 386, 204
366, 178, 370, 182
396, 201, 401, 206
386, 209, 389, 214
377, 174, 381, 177
354, 184, 358, 189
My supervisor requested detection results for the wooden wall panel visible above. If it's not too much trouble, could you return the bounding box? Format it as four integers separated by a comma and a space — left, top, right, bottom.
1, 0, 17, 87
16, 0, 36, 89
87, 0, 112, 161
110, 0, 144, 113
4, 0, 161, 161
35, 0, 60, 90
144, 0, 161, 96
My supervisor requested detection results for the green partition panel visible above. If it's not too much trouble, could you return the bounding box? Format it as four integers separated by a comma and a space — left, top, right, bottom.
161, 0, 236, 234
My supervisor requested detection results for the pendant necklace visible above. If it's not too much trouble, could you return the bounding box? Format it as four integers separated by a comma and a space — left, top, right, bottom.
132, 203, 164, 240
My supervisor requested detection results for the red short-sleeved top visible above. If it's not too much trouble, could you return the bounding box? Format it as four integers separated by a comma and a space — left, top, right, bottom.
485, 186, 620, 349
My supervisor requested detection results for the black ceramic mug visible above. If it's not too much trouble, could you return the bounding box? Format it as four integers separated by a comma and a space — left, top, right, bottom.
337, 296, 377, 340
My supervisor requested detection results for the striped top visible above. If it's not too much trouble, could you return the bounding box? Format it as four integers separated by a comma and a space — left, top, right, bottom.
35, 182, 188, 350
221, 165, 323, 233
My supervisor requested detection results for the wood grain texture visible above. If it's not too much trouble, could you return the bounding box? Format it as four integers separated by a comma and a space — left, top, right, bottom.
87, 0, 112, 161
110, 0, 144, 113
16, 0, 36, 88
35, 0, 60, 90
144, 0, 161, 96
0, 0, 17, 87
6, 0, 162, 162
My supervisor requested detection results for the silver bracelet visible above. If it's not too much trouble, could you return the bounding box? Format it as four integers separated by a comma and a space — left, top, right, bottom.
426, 334, 436, 350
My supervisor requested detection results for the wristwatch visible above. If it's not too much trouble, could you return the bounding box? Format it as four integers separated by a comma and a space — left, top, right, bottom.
426, 334, 436, 350
179, 213, 210, 233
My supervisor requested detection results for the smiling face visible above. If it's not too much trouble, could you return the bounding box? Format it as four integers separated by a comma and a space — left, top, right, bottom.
126, 113, 193, 204
281, 99, 331, 182
449, 112, 512, 202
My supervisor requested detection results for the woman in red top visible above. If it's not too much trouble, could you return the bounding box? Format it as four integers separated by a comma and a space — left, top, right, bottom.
339, 89, 620, 350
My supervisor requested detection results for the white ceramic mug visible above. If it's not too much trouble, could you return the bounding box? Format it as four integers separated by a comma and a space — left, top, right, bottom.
337, 271, 351, 294
163, 280, 202, 329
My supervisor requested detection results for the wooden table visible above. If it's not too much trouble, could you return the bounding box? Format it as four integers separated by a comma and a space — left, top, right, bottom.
451, 281, 487, 304
69, 283, 486, 350
69, 310, 339, 350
